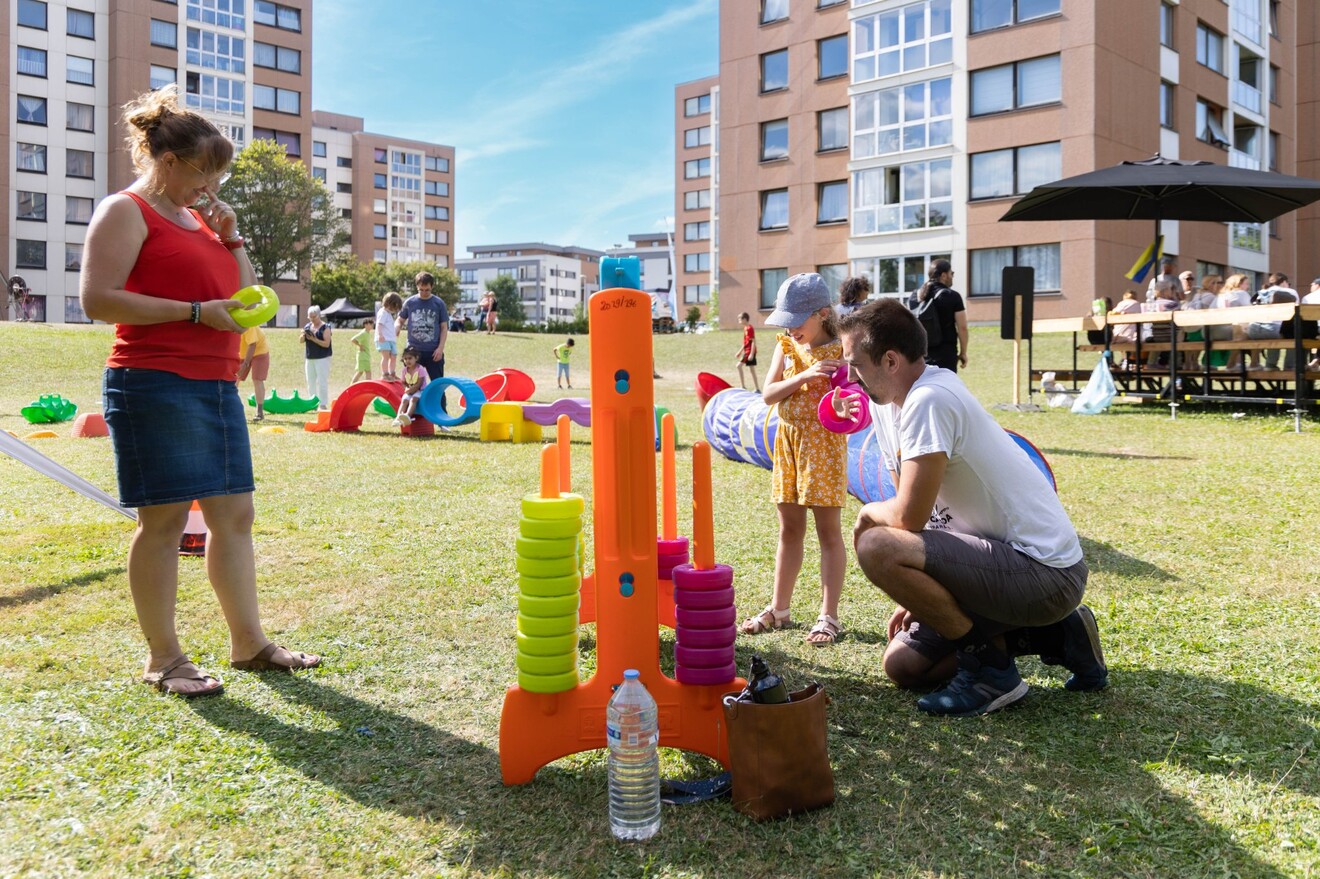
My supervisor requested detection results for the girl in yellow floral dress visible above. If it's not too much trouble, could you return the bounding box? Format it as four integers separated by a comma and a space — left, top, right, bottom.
740, 274, 849, 645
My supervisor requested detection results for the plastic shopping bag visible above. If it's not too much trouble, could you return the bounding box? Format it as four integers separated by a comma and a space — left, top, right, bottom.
1071, 357, 1116, 415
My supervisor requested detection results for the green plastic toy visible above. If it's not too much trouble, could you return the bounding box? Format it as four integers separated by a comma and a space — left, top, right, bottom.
372, 397, 397, 417
248, 389, 319, 413
21, 394, 78, 424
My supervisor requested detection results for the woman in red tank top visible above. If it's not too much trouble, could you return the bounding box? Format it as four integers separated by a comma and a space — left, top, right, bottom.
79, 87, 320, 698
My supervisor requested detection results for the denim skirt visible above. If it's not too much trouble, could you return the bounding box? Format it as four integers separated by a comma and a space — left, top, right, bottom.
103, 367, 254, 508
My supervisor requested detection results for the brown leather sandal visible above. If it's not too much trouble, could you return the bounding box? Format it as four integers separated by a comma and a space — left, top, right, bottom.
142, 656, 224, 698
230, 643, 321, 672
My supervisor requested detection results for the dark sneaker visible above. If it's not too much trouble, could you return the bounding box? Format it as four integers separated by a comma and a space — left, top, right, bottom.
917, 653, 1028, 717
1060, 605, 1108, 692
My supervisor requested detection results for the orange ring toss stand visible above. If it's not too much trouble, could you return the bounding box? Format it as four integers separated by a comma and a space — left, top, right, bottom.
499, 287, 744, 785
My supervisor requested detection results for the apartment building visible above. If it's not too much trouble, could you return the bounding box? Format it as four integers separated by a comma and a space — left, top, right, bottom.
4, 0, 313, 324
311, 110, 454, 271
455, 242, 604, 326
674, 75, 718, 319
688, 0, 1318, 329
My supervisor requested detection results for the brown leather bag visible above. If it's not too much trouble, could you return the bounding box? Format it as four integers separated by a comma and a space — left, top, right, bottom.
722, 682, 834, 820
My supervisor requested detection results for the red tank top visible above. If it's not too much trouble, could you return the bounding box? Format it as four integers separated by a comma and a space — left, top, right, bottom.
106, 192, 241, 380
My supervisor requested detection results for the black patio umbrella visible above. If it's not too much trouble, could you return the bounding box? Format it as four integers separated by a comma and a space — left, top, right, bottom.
1000, 154, 1320, 244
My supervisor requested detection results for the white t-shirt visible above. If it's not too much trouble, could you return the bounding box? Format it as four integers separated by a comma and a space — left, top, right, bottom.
1302, 289, 1320, 305
868, 367, 1083, 567
376, 307, 398, 343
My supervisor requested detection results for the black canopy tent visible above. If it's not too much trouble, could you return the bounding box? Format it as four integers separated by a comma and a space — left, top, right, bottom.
321, 297, 375, 323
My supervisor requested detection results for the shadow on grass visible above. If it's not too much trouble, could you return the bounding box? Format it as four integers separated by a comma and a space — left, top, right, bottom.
1041, 447, 1196, 461
0, 566, 124, 609
189, 659, 1312, 877
1080, 536, 1177, 582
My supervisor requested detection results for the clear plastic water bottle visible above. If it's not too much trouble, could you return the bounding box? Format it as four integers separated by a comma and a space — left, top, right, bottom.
606, 669, 661, 841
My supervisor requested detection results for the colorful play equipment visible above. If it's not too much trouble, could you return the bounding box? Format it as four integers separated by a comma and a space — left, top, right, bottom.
21, 394, 78, 424
499, 281, 746, 786
71, 413, 109, 438
229, 285, 279, 328
250, 390, 319, 413
697, 372, 1056, 502
309, 368, 534, 435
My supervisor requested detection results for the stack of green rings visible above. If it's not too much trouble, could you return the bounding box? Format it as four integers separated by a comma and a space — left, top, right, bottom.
516, 491, 586, 693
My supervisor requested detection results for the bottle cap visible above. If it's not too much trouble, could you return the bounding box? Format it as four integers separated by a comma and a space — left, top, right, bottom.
624, 669, 640, 680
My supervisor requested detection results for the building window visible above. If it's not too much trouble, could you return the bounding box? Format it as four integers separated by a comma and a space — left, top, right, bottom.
17, 95, 48, 126
853, 77, 951, 158
760, 268, 788, 309
17, 47, 48, 77
67, 8, 94, 38
425, 155, 450, 173
17, 191, 47, 221
186, 28, 246, 74
760, 189, 789, 230
684, 189, 711, 211
66, 243, 84, 273
373, 198, 387, 213
684, 125, 712, 148
17, 143, 47, 173
185, 72, 245, 115
971, 0, 1059, 33
761, 0, 788, 24
1159, 81, 1176, 129
970, 142, 1060, 200
1268, 64, 1279, 104
253, 85, 300, 114
311, 166, 326, 181
970, 55, 1060, 115
187, 0, 246, 31
852, 253, 950, 298
684, 284, 712, 304
1268, 0, 1279, 37
854, 0, 953, 81
17, 0, 47, 29
817, 181, 848, 224
373, 224, 387, 239
254, 1, 300, 31
684, 157, 712, 179
424, 205, 450, 220
67, 149, 94, 178
150, 19, 177, 47
67, 56, 94, 86
375, 148, 388, 163
685, 93, 712, 116
67, 102, 94, 132
1268, 131, 1279, 171
818, 34, 848, 79
1196, 23, 1224, 74
425, 180, 449, 196
853, 158, 952, 235
684, 221, 711, 241
1159, 3, 1175, 48
312, 141, 327, 157
817, 264, 847, 298
67, 197, 94, 224
1196, 99, 1230, 147
761, 119, 789, 161
16, 240, 46, 270
761, 49, 788, 92
338, 182, 353, 193
684, 252, 711, 272
150, 65, 177, 90
254, 41, 300, 73
969, 244, 1061, 296
374, 173, 387, 189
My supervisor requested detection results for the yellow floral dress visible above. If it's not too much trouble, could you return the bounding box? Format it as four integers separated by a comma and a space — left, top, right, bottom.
771, 334, 848, 507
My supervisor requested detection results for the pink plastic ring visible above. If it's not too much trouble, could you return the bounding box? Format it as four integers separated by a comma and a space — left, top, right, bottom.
671, 563, 734, 591
656, 537, 690, 556
675, 643, 736, 668
657, 565, 682, 582
817, 387, 873, 434
675, 662, 738, 685
673, 584, 735, 611
656, 551, 689, 569
675, 624, 738, 649
675, 605, 737, 628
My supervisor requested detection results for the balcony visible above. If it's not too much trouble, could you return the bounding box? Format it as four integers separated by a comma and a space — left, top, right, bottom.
1232, 80, 1262, 115
1232, 6, 1264, 46
1229, 149, 1260, 170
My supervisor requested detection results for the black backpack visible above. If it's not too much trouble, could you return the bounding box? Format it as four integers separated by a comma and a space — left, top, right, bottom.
910, 287, 945, 349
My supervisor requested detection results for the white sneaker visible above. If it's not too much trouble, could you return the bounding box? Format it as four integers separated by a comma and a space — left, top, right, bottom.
391, 416, 404, 427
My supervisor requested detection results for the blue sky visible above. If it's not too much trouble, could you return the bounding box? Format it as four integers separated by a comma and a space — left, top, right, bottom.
313, 0, 720, 259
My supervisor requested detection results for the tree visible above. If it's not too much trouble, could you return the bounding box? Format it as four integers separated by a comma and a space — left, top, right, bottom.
382, 262, 461, 311
308, 258, 460, 311
685, 305, 702, 330
707, 286, 720, 327
486, 275, 524, 323
220, 139, 347, 287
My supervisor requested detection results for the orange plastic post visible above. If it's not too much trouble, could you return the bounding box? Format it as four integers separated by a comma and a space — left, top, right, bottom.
692, 441, 715, 570
661, 412, 677, 541
557, 414, 571, 493
539, 442, 559, 498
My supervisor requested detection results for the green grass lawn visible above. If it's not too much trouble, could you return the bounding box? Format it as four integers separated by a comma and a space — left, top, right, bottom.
1, 321, 1317, 879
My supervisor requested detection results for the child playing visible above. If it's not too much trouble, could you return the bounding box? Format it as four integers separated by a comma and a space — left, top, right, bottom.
740, 273, 849, 646
350, 317, 375, 383
376, 292, 403, 381
391, 346, 430, 426
554, 338, 575, 389
236, 323, 269, 422
735, 312, 759, 391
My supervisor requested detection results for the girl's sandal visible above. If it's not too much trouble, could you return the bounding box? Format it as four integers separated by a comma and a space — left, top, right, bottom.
806, 614, 843, 646
740, 605, 791, 635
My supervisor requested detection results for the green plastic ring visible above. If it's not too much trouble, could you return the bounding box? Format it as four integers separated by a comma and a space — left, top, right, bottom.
518, 669, 579, 694
519, 593, 580, 618
518, 516, 583, 540
516, 631, 579, 656
516, 651, 577, 676
517, 612, 578, 637
518, 573, 581, 598
230, 285, 280, 327
515, 554, 579, 577
516, 535, 580, 559
521, 493, 585, 521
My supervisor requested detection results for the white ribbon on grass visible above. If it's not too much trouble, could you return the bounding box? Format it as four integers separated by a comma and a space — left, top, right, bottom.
0, 430, 136, 521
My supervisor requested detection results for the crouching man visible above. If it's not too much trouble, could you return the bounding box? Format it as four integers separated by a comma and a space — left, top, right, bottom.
839, 300, 1106, 716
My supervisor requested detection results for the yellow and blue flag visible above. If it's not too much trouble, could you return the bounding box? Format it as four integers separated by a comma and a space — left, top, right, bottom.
1124, 236, 1164, 283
